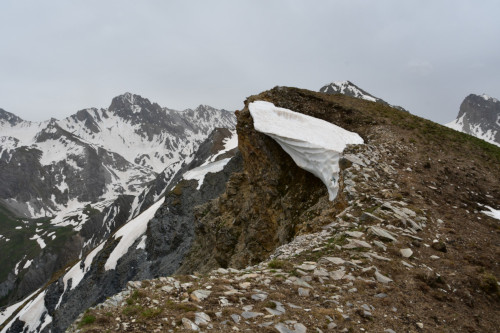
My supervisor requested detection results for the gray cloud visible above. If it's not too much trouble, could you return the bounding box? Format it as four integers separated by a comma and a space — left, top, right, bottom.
0, 0, 499, 124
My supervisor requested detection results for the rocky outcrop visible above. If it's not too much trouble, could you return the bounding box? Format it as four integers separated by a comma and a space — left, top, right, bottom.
446, 93, 500, 146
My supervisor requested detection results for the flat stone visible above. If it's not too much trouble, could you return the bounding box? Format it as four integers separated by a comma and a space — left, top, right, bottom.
384, 329, 396, 333
360, 212, 384, 223
239, 282, 251, 289
400, 248, 413, 258
375, 271, 393, 284
330, 268, 346, 280
293, 278, 313, 288
182, 317, 199, 331
230, 314, 240, 324
242, 305, 253, 311
287, 303, 302, 309
275, 322, 307, 333
374, 293, 387, 298
241, 311, 263, 319
322, 257, 345, 265
368, 252, 392, 261
373, 240, 387, 251
194, 312, 211, 326
361, 310, 372, 318
216, 268, 229, 274
274, 301, 286, 313
190, 290, 212, 302
236, 273, 259, 280
345, 231, 364, 238
219, 297, 230, 306
313, 268, 329, 277
361, 304, 372, 311
127, 281, 141, 289
298, 288, 310, 296
251, 293, 268, 301
344, 239, 372, 249
369, 226, 397, 242
328, 322, 338, 329
296, 263, 316, 271
161, 285, 174, 293
401, 260, 414, 268
265, 307, 284, 316
416, 322, 424, 329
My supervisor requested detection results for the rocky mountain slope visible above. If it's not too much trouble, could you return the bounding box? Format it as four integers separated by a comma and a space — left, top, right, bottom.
62, 86, 499, 333
446, 93, 500, 147
0, 95, 235, 311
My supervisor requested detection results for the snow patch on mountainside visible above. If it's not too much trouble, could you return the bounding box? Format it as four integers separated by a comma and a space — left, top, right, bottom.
105, 197, 165, 271
481, 94, 499, 102
201, 129, 238, 166
482, 206, 500, 220
0, 289, 51, 333
249, 101, 364, 200
0, 289, 39, 329
183, 158, 232, 190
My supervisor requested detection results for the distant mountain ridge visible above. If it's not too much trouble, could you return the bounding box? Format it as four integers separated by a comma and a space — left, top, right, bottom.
446, 93, 500, 147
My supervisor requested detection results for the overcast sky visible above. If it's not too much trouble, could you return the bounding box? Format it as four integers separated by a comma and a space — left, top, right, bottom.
0, 0, 498, 123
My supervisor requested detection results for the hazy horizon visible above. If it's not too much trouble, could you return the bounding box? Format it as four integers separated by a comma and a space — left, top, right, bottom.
1, 0, 498, 124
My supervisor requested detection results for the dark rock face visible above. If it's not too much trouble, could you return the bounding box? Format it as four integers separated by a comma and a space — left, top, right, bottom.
0, 109, 23, 126
448, 94, 500, 146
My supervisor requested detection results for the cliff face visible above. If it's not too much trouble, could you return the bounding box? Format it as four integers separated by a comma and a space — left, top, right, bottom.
177, 88, 370, 274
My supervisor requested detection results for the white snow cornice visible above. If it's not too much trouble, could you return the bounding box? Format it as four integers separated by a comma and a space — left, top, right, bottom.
249, 101, 364, 201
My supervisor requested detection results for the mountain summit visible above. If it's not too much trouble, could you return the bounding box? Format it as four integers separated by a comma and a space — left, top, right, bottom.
319, 81, 408, 111
320, 80, 387, 104
446, 93, 500, 146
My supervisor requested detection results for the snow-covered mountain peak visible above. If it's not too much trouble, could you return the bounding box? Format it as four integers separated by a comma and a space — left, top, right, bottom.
319, 80, 410, 112
109, 92, 155, 107
319, 80, 380, 103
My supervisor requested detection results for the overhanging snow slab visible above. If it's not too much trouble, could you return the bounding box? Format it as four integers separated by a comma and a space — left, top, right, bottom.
249, 101, 364, 200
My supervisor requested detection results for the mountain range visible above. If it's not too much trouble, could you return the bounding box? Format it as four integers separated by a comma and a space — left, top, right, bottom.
0, 85, 499, 333
0, 94, 235, 312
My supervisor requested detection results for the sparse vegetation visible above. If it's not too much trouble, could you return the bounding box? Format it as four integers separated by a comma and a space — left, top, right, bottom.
78, 314, 96, 327
268, 259, 285, 269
